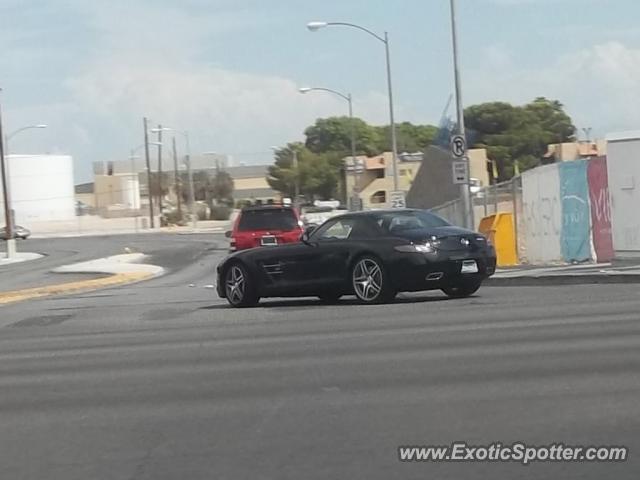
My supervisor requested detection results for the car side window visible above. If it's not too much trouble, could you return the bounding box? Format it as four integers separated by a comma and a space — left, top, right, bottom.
314, 219, 354, 241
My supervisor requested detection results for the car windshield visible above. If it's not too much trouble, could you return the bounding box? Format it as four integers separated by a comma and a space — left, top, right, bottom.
376, 211, 450, 234
237, 208, 298, 231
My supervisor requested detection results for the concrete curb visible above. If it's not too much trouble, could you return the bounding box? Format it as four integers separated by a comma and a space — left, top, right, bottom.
487, 274, 640, 286
0, 253, 164, 306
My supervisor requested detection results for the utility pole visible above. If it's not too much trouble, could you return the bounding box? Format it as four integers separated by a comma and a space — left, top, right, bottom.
0, 94, 15, 258
143, 117, 155, 228
172, 136, 182, 219
292, 149, 300, 208
450, 0, 473, 229
156, 124, 164, 221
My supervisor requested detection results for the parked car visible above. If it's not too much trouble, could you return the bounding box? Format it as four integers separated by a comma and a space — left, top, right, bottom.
1, 225, 31, 240
300, 206, 344, 228
217, 209, 497, 307
226, 205, 304, 252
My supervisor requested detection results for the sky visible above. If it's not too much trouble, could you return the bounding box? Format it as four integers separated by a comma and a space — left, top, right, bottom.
2, 0, 640, 183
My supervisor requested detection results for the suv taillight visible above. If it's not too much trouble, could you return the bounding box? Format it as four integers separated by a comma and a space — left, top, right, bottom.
229, 237, 237, 252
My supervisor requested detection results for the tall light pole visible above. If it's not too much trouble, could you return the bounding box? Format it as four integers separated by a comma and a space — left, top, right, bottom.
307, 21, 399, 193
172, 136, 182, 219
449, 0, 473, 229
0, 92, 13, 257
299, 86, 360, 210
143, 117, 155, 228
271, 146, 299, 207
5, 124, 48, 153
130, 141, 162, 231
158, 127, 196, 228
1, 113, 47, 257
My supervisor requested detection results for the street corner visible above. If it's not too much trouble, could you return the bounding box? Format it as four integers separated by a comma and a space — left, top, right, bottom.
488, 262, 640, 286
0, 252, 44, 266
0, 253, 164, 306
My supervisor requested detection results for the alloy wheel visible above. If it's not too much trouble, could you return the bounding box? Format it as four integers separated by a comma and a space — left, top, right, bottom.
353, 258, 383, 302
226, 265, 246, 305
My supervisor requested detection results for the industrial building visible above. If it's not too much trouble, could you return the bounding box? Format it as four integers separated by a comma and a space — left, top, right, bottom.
0, 154, 75, 224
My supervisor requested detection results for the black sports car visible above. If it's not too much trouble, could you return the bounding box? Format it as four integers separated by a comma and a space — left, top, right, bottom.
216, 209, 496, 307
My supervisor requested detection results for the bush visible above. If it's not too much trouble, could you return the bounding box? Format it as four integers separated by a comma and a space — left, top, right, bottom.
210, 205, 231, 220
163, 209, 187, 226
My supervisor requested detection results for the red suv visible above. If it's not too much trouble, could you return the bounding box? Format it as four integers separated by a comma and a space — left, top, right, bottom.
227, 205, 304, 252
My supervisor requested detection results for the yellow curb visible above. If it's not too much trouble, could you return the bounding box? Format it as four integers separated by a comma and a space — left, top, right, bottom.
0, 272, 154, 306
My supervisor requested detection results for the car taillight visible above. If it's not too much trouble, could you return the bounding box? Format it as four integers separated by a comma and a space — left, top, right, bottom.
229, 238, 237, 251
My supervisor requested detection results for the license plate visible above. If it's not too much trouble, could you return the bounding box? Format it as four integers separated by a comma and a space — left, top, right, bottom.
260, 236, 277, 246
461, 260, 478, 274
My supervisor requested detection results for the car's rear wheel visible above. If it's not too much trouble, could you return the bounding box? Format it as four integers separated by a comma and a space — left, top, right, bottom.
225, 263, 259, 307
441, 280, 481, 298
351, 255, 396, 304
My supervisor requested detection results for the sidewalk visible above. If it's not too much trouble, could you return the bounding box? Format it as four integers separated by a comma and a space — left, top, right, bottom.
489, 261, 640, 285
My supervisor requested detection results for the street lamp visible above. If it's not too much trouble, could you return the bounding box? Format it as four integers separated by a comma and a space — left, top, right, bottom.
131, 140, 162, 230
148, 126, 173, 219
1, 118, 47, 258
298, 86, 360, 210
6, 124, 47, 149
307, 20, 400, 194
449, 0, 473, 229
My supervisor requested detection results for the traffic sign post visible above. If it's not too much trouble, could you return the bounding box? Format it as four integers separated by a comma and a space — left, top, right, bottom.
390, 190, 406, 209
451, 134, 466, 158
452, 159, 468, 184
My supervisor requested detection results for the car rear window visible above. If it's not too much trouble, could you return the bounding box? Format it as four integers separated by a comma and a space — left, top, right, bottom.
377, 211, 450, 233
237, 209, 299, 231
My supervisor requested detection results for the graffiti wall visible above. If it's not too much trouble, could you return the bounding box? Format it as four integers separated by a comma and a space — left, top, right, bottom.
522, 164, 562, 264
559, 161, 591, 263
587, 157, 614, 262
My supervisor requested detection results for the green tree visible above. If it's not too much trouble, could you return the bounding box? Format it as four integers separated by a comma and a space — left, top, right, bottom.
267, 143, 340, 201
374, 122, 439, 153
465, 97, 575, 180
304, 117, 381, 156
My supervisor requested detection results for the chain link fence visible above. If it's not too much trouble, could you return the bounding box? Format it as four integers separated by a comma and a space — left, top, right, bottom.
430, 176, 527, 261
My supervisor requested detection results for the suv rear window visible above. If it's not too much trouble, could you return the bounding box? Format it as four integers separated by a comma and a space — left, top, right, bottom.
237, 208, 298, 231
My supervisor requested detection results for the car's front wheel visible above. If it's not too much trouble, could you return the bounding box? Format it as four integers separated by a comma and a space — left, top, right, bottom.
441, 280, 481, 298
351, 255, 396, 304
225, 263, 259, 308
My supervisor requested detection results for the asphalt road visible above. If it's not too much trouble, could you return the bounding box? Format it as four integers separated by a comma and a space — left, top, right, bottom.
0, 237, 639, 479
0, 233, 220, 291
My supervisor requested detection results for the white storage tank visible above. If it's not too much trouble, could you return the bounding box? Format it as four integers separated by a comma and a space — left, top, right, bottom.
0, 154, 75, 223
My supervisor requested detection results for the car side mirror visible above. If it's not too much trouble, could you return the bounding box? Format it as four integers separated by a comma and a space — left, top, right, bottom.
224, 230, 232, 238
300, 225, 317, 245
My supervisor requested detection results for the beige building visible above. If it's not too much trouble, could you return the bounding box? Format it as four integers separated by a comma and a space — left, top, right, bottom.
94, 173, 141, 215
344, 152, 422, 210
346, 149, 490, 210
544, 140, 607, 162
225, 165, 279, 203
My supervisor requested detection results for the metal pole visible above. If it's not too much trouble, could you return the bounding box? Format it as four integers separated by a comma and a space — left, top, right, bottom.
172, 136, 182, 219
450, 0, 473, 229
157, 125, 164, 221
511, 176, 519, 262
130, 149, 139, 233
348, 93, 360, 210
0, 96, 16, 258
184, 132, 196, 228
384, 32, 399, 193
143, 117, 155, 228
292, 149, 299, 207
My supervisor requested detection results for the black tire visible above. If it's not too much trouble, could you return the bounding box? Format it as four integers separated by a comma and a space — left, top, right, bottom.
441, 280, 482, 298
351, 255, 396, 304
317, 292, 342, 304
224, 262, 259, 308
